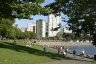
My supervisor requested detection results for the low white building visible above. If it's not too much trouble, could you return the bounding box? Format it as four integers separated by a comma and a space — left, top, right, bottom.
63, 27, 72, 33
20, 27, 26, 32
27, 23, 36, 33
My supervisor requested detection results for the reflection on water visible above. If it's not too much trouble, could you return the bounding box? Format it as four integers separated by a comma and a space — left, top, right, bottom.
64, 46, 96, 55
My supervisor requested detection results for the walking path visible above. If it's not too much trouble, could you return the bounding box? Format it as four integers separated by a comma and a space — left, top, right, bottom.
43, 60, 92, 64
36, 40, 92, 46
43, 48, 94, 64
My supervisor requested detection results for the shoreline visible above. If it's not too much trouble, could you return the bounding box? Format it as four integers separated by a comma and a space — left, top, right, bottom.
36, 41, 93, 47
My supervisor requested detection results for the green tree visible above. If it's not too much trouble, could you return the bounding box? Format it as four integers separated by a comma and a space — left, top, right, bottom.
0, 0, 49, 19
29, 32, 36, 39
62, 33, 74, 41
6, 27, 16, 39
20, 31, 36, 39
46, 0, 96, 45
55, 32, 62, 40
0, 19, 15, 38
0, 0, 51, 39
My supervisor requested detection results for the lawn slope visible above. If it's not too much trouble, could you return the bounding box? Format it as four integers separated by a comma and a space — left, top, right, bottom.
0, 40, 64, 64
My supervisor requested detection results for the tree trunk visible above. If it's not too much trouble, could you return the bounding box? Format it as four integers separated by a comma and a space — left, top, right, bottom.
92, 33, 96, 46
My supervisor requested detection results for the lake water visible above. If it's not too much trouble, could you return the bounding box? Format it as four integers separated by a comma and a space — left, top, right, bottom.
64, 46, 96, 55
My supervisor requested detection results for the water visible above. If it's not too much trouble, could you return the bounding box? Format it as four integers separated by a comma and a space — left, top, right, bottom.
64, 46, 96, 55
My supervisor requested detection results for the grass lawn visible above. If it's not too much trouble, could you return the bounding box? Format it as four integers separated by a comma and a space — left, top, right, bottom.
0, 40, 65, 64
92, 61, 96, 64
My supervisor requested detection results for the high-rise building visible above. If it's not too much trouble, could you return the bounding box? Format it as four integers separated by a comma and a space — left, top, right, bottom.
48, 14, 61, 37
27, 23, 36, 33
36, 19, 46, 39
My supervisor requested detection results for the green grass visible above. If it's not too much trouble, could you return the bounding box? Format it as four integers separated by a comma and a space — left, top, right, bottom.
92, 61, 96, 64
0, 40, 65, 64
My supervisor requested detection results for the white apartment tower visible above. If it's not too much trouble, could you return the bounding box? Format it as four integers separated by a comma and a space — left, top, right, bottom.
27, 23, 36, 33
48, 14, 61, 37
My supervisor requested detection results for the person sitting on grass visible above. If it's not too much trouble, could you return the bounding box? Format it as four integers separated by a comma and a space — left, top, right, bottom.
60, 47, 66, 57
62, 50, 66, 57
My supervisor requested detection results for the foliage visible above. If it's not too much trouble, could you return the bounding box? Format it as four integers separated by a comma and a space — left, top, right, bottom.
0, 0, 50, 19
46, 0, 96, 45
6, 27, 17, 39
55, 32, 62, 40
0, 0, 51, 39
23, 31, 36, 39
0, 18, 15, 38
62, 33, 74, 41
0, 20, 37, 39
62, 32, 92, 41
13, 31, 36, 39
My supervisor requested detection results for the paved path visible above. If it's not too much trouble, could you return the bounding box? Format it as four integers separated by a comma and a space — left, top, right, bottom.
43, 60, 92, 64
43, 48, 93, 64
36, 40, 92, 46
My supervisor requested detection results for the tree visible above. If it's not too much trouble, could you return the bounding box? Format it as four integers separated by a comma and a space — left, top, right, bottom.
0, 0, 49, 19
46, 0, 96, 45
6, 27, 17, 39
24, 31, 36, 39
0, 0, 51, 38
29, 32, 36, 39
55, 32, 62, 40
0, 19, 15, 38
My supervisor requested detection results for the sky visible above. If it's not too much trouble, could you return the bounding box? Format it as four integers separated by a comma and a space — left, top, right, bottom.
15, 0, 68, 28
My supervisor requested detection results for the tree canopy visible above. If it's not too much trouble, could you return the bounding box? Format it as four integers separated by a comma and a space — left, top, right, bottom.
0, 0, 51, 19
0, 0, 50, 38
46, 0, 96, 45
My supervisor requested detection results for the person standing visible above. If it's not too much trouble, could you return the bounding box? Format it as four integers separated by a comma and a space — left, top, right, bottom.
73, 49, 76, 58
60, 46, 63, 55
81, 49, 85, 59
43, 45, 46, 52
58, 47, 60, 55
65, 48, 69, 55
